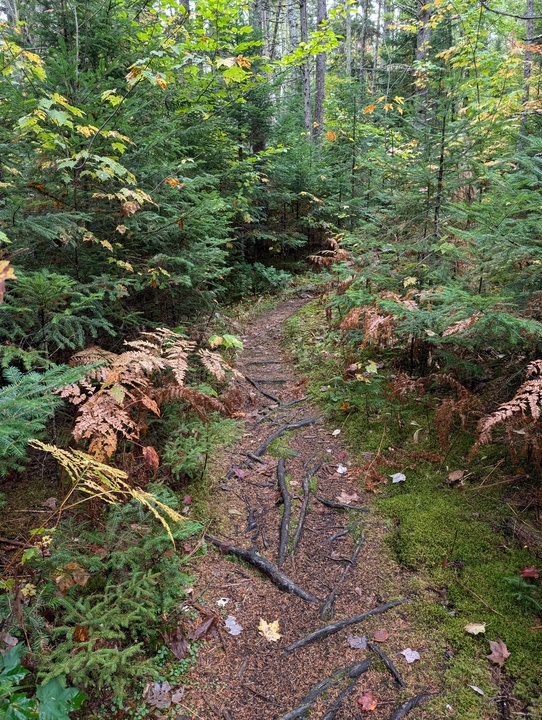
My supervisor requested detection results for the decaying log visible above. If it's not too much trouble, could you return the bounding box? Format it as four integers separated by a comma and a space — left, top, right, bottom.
368, 642, 405, 688
284, 600, 405, 652
205, 535, 319, 603
276, 659, 372, 720
277, 458, 291, 567
321, 535, 366, 620
253, 416, 322, 457
316, 496, 369, 513
389, 693, 432, 719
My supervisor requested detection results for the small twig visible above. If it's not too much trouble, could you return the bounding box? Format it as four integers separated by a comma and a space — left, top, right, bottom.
277, 459, 291, 567
284, 600, 405, 652
253, 416, 322, 457
241, 683, 272, 703
389, 693, 433, 720
454, 577, 504, 617
206, 535, 319, 603
321, 535, 366, 620
324, 520, 363, 543
276, 659, 372, 720
368, 642, 406, 688
316, 496, 369, 513
0, 537, 26, 547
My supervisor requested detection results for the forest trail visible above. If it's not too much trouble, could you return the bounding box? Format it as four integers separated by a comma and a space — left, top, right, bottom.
186, 298, 437, 720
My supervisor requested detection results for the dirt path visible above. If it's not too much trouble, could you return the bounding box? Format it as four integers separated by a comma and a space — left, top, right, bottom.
185, 299, 437, 720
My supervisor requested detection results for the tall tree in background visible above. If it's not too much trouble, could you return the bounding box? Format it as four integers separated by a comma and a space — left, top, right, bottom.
313, 0, 327, 141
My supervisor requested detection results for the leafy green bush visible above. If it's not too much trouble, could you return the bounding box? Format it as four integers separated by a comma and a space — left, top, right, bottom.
0, 644, 86, 720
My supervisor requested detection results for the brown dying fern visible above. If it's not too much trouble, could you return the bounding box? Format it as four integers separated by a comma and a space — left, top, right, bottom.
474, 360, 542, 458
61, 329, 237, 462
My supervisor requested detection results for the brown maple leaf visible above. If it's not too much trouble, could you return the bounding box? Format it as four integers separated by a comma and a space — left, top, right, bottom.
358, 691, 378, 711
372, 629, 389, 642
486, 639, 510, 665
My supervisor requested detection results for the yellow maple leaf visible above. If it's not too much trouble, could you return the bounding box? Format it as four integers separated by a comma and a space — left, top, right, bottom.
258, 618, 281, 642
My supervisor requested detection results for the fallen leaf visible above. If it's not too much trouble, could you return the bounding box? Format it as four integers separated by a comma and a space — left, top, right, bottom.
332, 429, 341, 436
400, 648, 420, 663
358, 691, 378, 711
372, 629, 389, 643
521, 565, 539, 578
73, 625, 89, 643
469, 685, 484, 696
183, 495, 192, 505
464, 622, 486, 635
347, 633, 367, 649
336, 463, 348, 474
164, 627, 189, 660
486, 639, 510, 665
41, 497, 58, 509
232, 467, 247, 479
447, 470, 465, 484
390, 472, 406, 483
225, 615, 243, 636
188, 616, 215, 640
171, 687, 185, 703
0, 631, 18, 648
142, 445, 159, 473
145, 680, 172, 708
336, 490, 359, 504
258, 618, 281, 642
55, 562, 90, 594
216, 597, 230, 607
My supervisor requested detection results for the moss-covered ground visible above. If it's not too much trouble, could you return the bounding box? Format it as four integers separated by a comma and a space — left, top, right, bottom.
283, 299, 542, 718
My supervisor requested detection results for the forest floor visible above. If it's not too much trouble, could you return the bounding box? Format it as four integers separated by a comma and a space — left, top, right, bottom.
181, 297, 468, 720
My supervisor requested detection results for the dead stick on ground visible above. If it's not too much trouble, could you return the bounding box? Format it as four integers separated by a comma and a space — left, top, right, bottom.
276, 659, 372, 720
321, 535, 366, 620
316, 496, 369, 513
253, 416, 322, 457
324, 520, 363, 544
368, 642, 405, 688
284, 600, 405, 653
277, 458, 291, 567
245, 376, 281, 404
389, 693, 433, 719
454, 577, 504, 617
0, 537, 27, 547
205, 535, 319, 603
290, 462, 322, 556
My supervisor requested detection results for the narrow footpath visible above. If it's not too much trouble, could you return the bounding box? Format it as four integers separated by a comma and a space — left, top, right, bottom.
186, 298, 438, 720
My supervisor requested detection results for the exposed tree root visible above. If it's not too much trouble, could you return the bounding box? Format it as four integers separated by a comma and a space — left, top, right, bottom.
206, 535, 320, 603
389, 693, 433, 719
284, 600, 406, 652
368, 642, 406, 688
253, 416, 322, 457
276, 659, 372, 720
320, 535, 366, 620
277, 458, 291, 567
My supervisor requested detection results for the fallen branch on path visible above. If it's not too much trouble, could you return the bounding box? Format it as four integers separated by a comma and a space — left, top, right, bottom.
290, 462, 321, 556
321, 535, 366, 620
276, 659, 372, 720
205, 535, 319, 603
316, 496, 369, 513
280, 396, 308, 408
389, 693, 432, 719
368, 642, 405, 688
277, 458, 291, 567
253, 416, 322, 457
245, 376, 281, 404
284, 600, 405, 652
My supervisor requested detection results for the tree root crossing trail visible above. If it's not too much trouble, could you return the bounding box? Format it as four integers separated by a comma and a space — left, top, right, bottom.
188, 298, 436, 720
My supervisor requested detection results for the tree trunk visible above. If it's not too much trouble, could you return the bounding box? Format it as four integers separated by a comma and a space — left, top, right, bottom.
346, 2, 352, 77
287, 0, 299, 51
371, 0, 382, 92
360, 0, 369, 84
313, 0, 327, 143
524, 0, 534, 105
416, 0, 431, 62
300, 0, 312, 135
